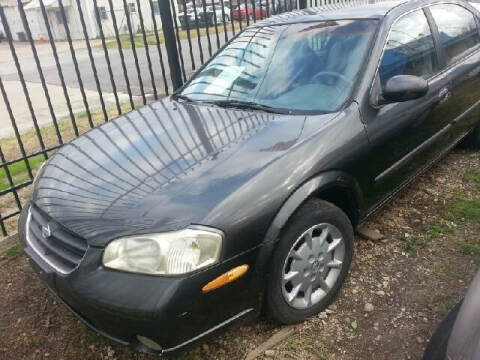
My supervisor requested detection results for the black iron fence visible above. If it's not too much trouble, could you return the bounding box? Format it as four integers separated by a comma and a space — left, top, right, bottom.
0, 0, 372, 238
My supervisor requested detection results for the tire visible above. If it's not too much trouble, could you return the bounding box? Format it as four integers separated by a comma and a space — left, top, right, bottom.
422, 300, 462, 360
266, 199, 354, 324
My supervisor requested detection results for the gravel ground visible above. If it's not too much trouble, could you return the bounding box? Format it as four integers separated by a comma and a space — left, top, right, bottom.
0, 148, 479, 360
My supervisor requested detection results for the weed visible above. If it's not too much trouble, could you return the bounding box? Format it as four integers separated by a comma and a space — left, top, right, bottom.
431, 293, 458, 318
464, 168, 480, 187
0, 244, 22, 261
427, 223, 454, 237
71, 324, 107, 349
286, 342, 297, 350
455, 237, 480, 259
404, 234, 429, 253
83, 329, 104, 346
452, 199, 480, 222
441, 260, 456, 278
404, 221, 456, 253
0, 155, 45, 192
103, 24, 243, 49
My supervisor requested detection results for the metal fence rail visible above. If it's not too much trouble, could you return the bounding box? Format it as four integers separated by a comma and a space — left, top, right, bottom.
0, 0, 376, 239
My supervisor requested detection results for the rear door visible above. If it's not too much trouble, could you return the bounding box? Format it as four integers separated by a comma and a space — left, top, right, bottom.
363, 8, 454, 209
428, 2, 480, 139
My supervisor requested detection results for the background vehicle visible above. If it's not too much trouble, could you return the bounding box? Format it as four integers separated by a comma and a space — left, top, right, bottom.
423, 270, 480, 360
204, 2, 231, 24
232, 1, 268, 20
179, 1, 230, 29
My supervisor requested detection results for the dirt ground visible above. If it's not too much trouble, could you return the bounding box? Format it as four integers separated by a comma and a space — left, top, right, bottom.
0, 148, 479, 360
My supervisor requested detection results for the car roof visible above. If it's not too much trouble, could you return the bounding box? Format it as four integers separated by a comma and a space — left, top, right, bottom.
251, 0, 409, 27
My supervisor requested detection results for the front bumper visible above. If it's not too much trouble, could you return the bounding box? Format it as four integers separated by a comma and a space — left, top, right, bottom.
18, 205, 263, 354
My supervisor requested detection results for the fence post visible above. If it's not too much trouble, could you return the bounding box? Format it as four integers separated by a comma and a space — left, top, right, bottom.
299, 0, 307, 9
159, 0, 183, 91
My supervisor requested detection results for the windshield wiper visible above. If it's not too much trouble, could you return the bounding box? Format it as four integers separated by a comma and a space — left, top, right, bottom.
210, 100, 291, 114
172, 93, 192, 102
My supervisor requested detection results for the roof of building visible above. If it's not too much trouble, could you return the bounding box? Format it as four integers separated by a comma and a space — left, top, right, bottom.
0, 0, 30, 6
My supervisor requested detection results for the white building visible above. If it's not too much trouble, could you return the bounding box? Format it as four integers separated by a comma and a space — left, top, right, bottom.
0, 0, 180, 41
0, 0, 30, 41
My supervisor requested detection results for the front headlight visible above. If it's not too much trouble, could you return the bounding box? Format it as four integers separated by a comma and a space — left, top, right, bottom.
102, 228, 223, 275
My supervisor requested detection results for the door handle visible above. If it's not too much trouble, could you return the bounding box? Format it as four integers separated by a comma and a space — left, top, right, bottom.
438, 88, 450, 103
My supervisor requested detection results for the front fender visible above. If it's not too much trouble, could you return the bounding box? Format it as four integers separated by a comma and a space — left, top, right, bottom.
254, 170, 362, 276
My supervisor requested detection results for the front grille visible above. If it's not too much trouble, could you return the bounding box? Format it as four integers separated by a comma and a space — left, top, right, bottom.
26, 204, 88, 274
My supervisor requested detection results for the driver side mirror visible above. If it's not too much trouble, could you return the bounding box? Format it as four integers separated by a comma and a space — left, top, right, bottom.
382, 75, 429, 103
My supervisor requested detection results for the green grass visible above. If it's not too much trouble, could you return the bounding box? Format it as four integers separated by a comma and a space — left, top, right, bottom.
0, 155, 45, 192
404, 234, 429, 253
278, 334, 331, 360
0, 244, 22, 262
82, 329, 105, 346
455, 237, 480, 256
286, 342, 297, 350
453, 167, 480, 222
441, 168, 480, 224
464, 168, 480, 188
0, 103, 139, 194
452, 198, 480, 222
426, 223, 454, 237
404, 223, 455, 253
70, 322, 107, 349
431, 292, 459, 318
103, 23, 243, 49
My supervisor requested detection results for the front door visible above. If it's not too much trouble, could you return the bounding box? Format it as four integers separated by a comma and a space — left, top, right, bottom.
363, 8, 455, 210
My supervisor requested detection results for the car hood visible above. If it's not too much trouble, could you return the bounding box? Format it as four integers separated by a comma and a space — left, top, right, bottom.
33, 99, 335, 246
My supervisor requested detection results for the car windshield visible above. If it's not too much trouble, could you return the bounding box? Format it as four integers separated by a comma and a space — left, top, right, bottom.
179, 20, 378, 113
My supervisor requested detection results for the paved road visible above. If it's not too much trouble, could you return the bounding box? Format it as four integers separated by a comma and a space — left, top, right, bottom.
0, 27, 238, 138
0, 27, 237, 95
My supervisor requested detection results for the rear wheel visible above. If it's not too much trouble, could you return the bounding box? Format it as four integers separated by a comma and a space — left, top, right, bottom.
266, 199, 354, 324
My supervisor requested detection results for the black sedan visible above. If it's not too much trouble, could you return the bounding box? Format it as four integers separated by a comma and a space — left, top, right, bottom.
19, 0, 480, 355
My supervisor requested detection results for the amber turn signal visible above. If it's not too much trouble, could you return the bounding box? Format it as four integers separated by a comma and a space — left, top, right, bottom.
202, 264, 249, 293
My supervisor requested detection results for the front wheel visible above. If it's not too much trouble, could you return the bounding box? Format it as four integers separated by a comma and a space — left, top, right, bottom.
266, 199, 354, 324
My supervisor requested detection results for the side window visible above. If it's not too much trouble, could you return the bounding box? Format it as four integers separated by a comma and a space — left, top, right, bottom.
379, 10, 437, 86
430, 4, 480, 66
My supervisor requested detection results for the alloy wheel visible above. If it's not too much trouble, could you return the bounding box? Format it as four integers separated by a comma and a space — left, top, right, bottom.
281, 223, 346, 310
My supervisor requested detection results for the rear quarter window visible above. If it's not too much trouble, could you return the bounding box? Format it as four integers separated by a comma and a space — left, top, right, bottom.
430, 4, 480, 65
